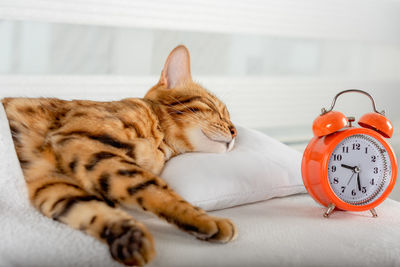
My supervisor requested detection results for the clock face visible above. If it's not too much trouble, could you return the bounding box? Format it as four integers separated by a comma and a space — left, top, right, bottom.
327, 134, 391, 205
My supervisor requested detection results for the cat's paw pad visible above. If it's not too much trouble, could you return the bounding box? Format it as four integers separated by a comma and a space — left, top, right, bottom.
102, 220, 155, 266
197, 217, 237, 243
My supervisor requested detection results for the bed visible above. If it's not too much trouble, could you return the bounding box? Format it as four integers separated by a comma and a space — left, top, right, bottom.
1, 97, 400, 267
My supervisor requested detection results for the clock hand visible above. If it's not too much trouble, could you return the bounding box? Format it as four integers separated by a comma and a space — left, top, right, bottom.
347, 173, 355, 185
341, 164, 357, 172
357, 173, 361, 191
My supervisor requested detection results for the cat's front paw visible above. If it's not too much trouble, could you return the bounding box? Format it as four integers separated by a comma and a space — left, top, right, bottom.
197, 217, 237, 243
102, 220, 155, 266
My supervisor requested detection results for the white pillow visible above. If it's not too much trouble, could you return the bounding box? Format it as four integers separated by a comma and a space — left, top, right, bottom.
161, 126, 306, 211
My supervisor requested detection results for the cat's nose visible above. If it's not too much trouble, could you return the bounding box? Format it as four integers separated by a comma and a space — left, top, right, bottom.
229, 126, 237, 138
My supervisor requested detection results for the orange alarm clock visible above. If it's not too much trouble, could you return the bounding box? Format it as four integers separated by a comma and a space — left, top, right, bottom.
302, 89, 397, 217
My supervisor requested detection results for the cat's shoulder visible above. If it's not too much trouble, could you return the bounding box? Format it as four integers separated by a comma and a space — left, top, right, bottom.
2, 97, 67, 116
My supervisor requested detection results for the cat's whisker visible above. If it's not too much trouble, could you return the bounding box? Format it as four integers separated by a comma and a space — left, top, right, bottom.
164, 114, 225, 138
165, 104, 212, 130
167, 95, 208, 114
166, 116, 212, 133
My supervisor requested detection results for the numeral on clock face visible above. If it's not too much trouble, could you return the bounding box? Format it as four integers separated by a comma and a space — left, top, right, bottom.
333, 154, 342, 161
353, 143, 361, 150
327, 134, 390, 205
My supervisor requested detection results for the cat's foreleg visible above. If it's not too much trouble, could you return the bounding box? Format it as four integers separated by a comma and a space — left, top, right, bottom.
130, 179, 238, 243
83, 159, 237, 243
28, 174, 155, 266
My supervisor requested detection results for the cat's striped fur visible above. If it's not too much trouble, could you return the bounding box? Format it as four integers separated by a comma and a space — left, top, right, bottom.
2, 46, 237, 266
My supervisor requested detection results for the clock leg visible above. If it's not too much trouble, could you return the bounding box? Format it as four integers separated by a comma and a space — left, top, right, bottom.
323, 203, 336, 218
370, 208, 378, 218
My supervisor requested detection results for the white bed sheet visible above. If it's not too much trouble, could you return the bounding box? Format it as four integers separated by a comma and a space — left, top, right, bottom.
146, 194, 400, 267
3, 192, 400, 267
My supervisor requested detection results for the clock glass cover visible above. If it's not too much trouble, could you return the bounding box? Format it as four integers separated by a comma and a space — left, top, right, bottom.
327, 134, 391, 205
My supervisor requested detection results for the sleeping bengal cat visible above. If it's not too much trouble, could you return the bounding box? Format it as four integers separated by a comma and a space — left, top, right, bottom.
2, 45, 237, 266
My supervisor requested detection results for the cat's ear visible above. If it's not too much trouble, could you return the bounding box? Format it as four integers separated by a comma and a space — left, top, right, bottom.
159, 45, 192, 89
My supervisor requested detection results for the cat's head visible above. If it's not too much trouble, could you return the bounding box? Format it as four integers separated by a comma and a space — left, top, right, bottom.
145, 45, 236, 154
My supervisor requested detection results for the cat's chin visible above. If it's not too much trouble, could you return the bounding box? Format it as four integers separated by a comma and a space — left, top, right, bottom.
187, 128, 231, 153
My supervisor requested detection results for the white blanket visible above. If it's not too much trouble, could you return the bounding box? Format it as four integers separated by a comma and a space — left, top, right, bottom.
1, 104, 400, 267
